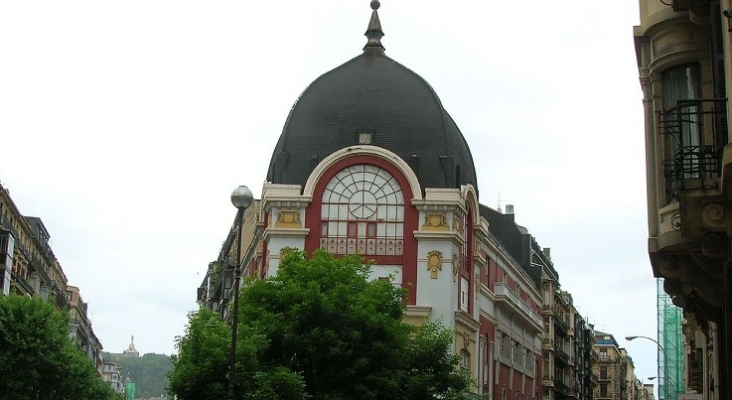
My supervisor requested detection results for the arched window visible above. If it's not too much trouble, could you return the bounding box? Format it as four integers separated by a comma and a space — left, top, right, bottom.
319, 164, 404, 255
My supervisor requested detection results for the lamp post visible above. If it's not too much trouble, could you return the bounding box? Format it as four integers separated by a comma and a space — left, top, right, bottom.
626, 336, 668, 400
228, 185, 253, 400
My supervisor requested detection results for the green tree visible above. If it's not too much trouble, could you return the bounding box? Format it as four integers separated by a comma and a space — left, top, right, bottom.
0, 294, 118, 400
169, 249, 471, 400
103, 352, 172, 398
167, 307, 233, 400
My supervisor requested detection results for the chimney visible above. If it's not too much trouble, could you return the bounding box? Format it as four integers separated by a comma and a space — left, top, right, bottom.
543, 248, 551, 259
505, 204, 514, 214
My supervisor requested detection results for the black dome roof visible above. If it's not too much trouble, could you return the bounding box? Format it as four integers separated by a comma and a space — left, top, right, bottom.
267, 7, 477, 197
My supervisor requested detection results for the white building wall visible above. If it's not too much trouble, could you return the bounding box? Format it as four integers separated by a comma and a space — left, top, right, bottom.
265, 235, 307, 278
415, 237, 457, 327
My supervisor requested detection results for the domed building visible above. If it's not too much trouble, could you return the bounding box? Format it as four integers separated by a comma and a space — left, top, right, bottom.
201, 3, 548, 398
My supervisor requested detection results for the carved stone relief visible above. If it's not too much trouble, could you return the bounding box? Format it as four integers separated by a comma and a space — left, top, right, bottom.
427, 250, 443, 279
275, 210, 301, 228
452, 253, 458, 282
423, 213, 448, 231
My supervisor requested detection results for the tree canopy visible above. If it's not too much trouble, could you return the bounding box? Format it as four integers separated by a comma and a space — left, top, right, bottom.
0, 294, 119, 400
103, 352, 172, 398
169, 249, 471, 400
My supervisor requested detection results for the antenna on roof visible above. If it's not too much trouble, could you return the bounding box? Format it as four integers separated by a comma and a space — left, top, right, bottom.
497, 193, 503, 213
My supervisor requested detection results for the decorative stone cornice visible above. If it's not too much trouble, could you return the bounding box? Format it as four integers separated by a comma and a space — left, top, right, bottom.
405, 305, 432, 319
454, 309, 480, 332
413, 230, 464, 246
411, 188, 465, 214
261, 183, 312, 213
262, 227, 310, 241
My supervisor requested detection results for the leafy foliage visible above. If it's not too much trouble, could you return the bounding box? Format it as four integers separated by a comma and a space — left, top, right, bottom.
169, 249, 471, 400
0, 294, 118, 400
103, 352, 172, 398
167, 307, 232, 400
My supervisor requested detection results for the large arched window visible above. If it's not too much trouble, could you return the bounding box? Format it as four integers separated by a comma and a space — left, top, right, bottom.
319, 164, 404, 255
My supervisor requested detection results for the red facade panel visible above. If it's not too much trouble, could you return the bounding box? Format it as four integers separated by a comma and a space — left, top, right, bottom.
303, 155, 419, 303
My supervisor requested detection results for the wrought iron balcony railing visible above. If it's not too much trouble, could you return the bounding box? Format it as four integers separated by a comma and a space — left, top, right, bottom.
554, 379, 570, 394
555, 346, 570, 366
659, 98, 728, 199
553, 313, 568, 335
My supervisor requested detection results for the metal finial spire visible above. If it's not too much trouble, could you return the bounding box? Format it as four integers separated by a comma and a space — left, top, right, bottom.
364, 0, 385, 51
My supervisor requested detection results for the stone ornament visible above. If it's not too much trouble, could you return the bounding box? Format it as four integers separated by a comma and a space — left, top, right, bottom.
275, 210, 301, 228
462, 331, 471, 349
452, 253, 458, 282
427, 250, 443, 279
423, 213, 448, 231
702, 202, 727, 232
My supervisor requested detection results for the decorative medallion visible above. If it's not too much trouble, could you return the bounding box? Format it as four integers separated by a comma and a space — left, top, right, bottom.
275, 210, 301, 228
423, 213, 448, 231
453, 216, 460, 231
427, 250, 443, 279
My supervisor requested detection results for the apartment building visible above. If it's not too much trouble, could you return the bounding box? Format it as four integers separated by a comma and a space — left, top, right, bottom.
67, 285, 103, 370
197, 4, 551, 397
197, 200, 261, 320
194, 3, 638, 398
100, 360, 125, 394
633, 0, 732, 396
0, 182, 105, 367
0, 184, 68, 306
594, 332, 633, 400
573, 302, 598, 400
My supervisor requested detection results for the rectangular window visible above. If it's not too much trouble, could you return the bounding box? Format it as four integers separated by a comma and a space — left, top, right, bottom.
513, 341, 521, 365
599, 365, 607, 379
0, 234, 8, 265
321, 222, 328, 236
460, 349, 470, 372
599, 383, 608, 398
347, 222, 357, 238
358, 131, 373, 144
500, 333, 509, 359
366, 222, 376, 238
661, 64, 702, 199
460, 277, 469, 312
525, 348, 532, 371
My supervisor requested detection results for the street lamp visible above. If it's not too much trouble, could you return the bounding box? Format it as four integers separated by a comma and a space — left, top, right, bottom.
626, 336, 668, 400
228, 185, 253, 400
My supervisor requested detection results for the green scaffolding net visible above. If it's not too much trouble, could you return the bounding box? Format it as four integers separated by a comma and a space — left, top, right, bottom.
125, 382, 136, 400
657, 278, 685, 399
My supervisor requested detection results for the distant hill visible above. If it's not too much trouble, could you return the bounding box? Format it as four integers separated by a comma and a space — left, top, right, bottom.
103, 352, 172, 398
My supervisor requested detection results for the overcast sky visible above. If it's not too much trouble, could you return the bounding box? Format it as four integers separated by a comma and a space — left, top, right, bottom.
0, 0, 660, 385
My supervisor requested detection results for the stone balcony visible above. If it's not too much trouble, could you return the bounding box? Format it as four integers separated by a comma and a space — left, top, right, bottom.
494, 282, 543, 331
